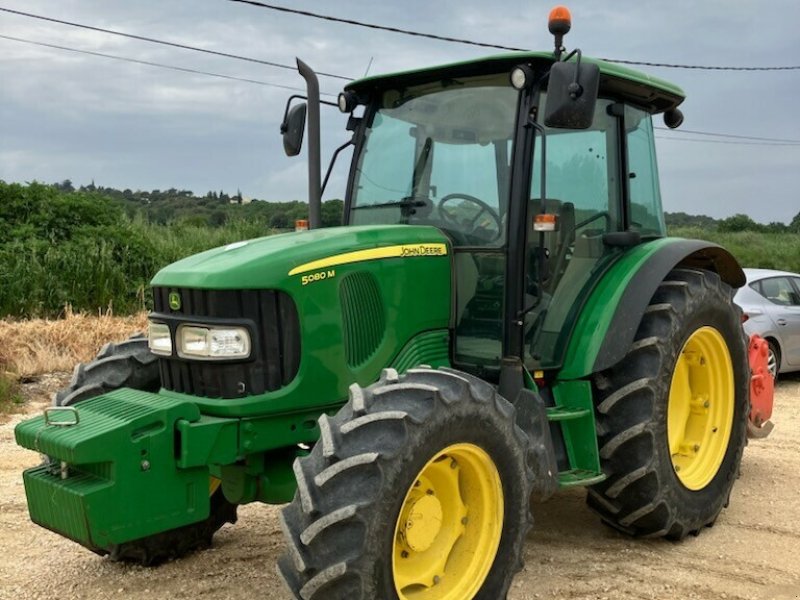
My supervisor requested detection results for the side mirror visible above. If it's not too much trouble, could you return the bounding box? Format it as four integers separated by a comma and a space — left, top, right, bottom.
281, 102, 307, 157
543, 60, 600, 129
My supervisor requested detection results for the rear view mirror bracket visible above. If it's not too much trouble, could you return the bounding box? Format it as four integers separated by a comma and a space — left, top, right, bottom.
543, 49, 600, 130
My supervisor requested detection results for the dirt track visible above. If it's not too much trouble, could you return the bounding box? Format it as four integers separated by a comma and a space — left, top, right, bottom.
1, 375, 799, 600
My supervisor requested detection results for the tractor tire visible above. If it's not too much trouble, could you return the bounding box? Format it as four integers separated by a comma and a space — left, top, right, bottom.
588, 268, 749, 540
53, 333, 238, 566
278, 367, 535, 600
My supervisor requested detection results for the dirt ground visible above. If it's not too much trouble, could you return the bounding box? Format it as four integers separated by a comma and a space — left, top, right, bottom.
1, 375, 799, 600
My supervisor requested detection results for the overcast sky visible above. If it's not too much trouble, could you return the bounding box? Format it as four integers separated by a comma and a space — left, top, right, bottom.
1, 0, 798, 223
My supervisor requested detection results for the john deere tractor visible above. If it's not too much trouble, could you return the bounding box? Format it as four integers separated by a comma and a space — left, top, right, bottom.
16, 7, 757, 599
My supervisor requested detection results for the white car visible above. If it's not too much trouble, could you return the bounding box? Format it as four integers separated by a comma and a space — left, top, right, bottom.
734, 268, 800, 377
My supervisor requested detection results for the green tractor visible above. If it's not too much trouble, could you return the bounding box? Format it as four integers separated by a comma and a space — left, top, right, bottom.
16, 7, 756, 599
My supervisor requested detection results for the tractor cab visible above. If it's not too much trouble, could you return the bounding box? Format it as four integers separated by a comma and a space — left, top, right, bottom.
287, 27, 684, 382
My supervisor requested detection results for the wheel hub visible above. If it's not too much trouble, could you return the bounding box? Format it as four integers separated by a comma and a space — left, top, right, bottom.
402, 493, 444, 552
667, 326, 735, 490
392, 443, 504, 600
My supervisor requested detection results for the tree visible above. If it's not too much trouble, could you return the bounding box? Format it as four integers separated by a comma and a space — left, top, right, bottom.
718, 213, 761, 233
790, 211, 800, 233
270, 212, 289, 229
53, 179, 74, 193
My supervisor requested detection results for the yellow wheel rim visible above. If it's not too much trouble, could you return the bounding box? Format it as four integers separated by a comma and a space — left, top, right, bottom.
392, 443, 503, 600
667, 326, 735, 490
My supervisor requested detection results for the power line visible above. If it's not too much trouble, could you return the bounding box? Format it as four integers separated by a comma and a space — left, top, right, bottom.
654, 126, 800, 144
0, 34, 336, 95
0, 6, 353, 81
227, 0, 526, 52
602, 58, 800, 72
226, 0, 800, 72
2, 5, 797, 141
655, 135, 800, 147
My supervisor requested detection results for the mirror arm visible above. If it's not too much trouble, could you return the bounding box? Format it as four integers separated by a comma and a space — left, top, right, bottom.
321, 139, 354, 198
561, 48, 584, 99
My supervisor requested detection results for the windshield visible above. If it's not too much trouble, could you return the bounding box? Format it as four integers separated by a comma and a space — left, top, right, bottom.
349, 74, 519, 247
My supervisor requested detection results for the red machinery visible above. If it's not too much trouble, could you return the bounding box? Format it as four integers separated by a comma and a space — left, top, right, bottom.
747, 334, 775, 438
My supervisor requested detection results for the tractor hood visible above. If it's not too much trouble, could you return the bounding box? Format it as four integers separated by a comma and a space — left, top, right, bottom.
151, 225, 451, 290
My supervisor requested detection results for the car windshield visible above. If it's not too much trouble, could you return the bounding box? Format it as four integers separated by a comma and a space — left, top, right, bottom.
349, 74, 519, 247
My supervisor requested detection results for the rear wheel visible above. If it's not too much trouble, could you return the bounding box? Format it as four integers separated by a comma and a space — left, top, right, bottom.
278, 367, 535, 600
54, 334, 237, 565
588, 268, 748, 539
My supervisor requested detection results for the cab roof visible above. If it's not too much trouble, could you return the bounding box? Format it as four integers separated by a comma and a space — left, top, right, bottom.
346, 51, 685, 114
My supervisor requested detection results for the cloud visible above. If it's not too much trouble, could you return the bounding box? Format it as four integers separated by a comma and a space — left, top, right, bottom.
0, 0, 798, 223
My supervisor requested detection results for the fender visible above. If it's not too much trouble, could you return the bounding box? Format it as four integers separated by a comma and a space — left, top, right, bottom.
558, 237, 745, 380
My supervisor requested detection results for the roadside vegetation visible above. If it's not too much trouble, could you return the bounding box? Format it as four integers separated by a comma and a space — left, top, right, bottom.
0, 180, 798, 408
0, 181, 343, 317
1, 181, 797, 320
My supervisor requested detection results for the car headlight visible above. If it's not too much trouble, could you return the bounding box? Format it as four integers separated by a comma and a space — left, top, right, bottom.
148, 322, 173, 356
177, 325, 251, 359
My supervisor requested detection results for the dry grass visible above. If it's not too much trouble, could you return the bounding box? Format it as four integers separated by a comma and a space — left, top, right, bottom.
0, 308, 148, 379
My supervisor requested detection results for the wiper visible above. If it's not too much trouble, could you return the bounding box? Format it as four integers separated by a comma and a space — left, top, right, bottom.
352, 197, 428, 210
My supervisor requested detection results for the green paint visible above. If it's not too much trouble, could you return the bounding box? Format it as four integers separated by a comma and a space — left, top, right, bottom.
558, 238, 674, 380
347, 51, 684, 112
176, 416, 239, 469
15, 389, 210, 551
391, 329, 451, 373
153, 225, 452, 419
550, 380, 605, 487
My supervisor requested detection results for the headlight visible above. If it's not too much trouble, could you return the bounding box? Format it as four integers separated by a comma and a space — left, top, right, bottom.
177, 325, 251, 359
148, 322, 172, 356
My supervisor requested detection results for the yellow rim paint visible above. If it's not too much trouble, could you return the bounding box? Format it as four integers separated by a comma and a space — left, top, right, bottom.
288, 243, 448, 276
392, 443, 503, 600
667, 326, 735, 490
209, 476, 222, 495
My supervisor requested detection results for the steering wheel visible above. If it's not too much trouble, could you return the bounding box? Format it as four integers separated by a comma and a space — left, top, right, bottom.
437, 193, 502, 242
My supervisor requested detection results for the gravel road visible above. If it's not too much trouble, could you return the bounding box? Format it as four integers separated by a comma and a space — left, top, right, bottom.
1, 375, 799, 600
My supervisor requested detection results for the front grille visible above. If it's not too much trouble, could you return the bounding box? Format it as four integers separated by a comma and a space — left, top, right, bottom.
152, 287, 300, 399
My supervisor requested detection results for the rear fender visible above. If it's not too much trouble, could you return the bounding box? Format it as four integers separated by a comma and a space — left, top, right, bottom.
559, 238, 744, 380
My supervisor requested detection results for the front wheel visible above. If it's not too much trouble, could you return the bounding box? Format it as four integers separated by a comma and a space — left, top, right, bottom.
589, 268, 749, 539
278, 367, 535, 600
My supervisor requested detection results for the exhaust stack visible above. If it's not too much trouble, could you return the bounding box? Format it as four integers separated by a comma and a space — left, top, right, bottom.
296, 59, 321, 229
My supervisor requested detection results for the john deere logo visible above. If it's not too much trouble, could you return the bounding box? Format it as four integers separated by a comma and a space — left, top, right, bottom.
168, 292, 181, 311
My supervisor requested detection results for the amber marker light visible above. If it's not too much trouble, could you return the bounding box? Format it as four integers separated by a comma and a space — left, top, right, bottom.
534, 213, 558, 232
548, 5, 572, 35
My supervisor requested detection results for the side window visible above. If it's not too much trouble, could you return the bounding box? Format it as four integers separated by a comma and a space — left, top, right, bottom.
625, 106, 666, 236
760, 277, 799, 306
791, 278, 800, 306
532, 98, 620, 233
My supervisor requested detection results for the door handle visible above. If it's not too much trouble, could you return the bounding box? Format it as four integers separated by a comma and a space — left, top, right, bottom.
776, 318, 787, 326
